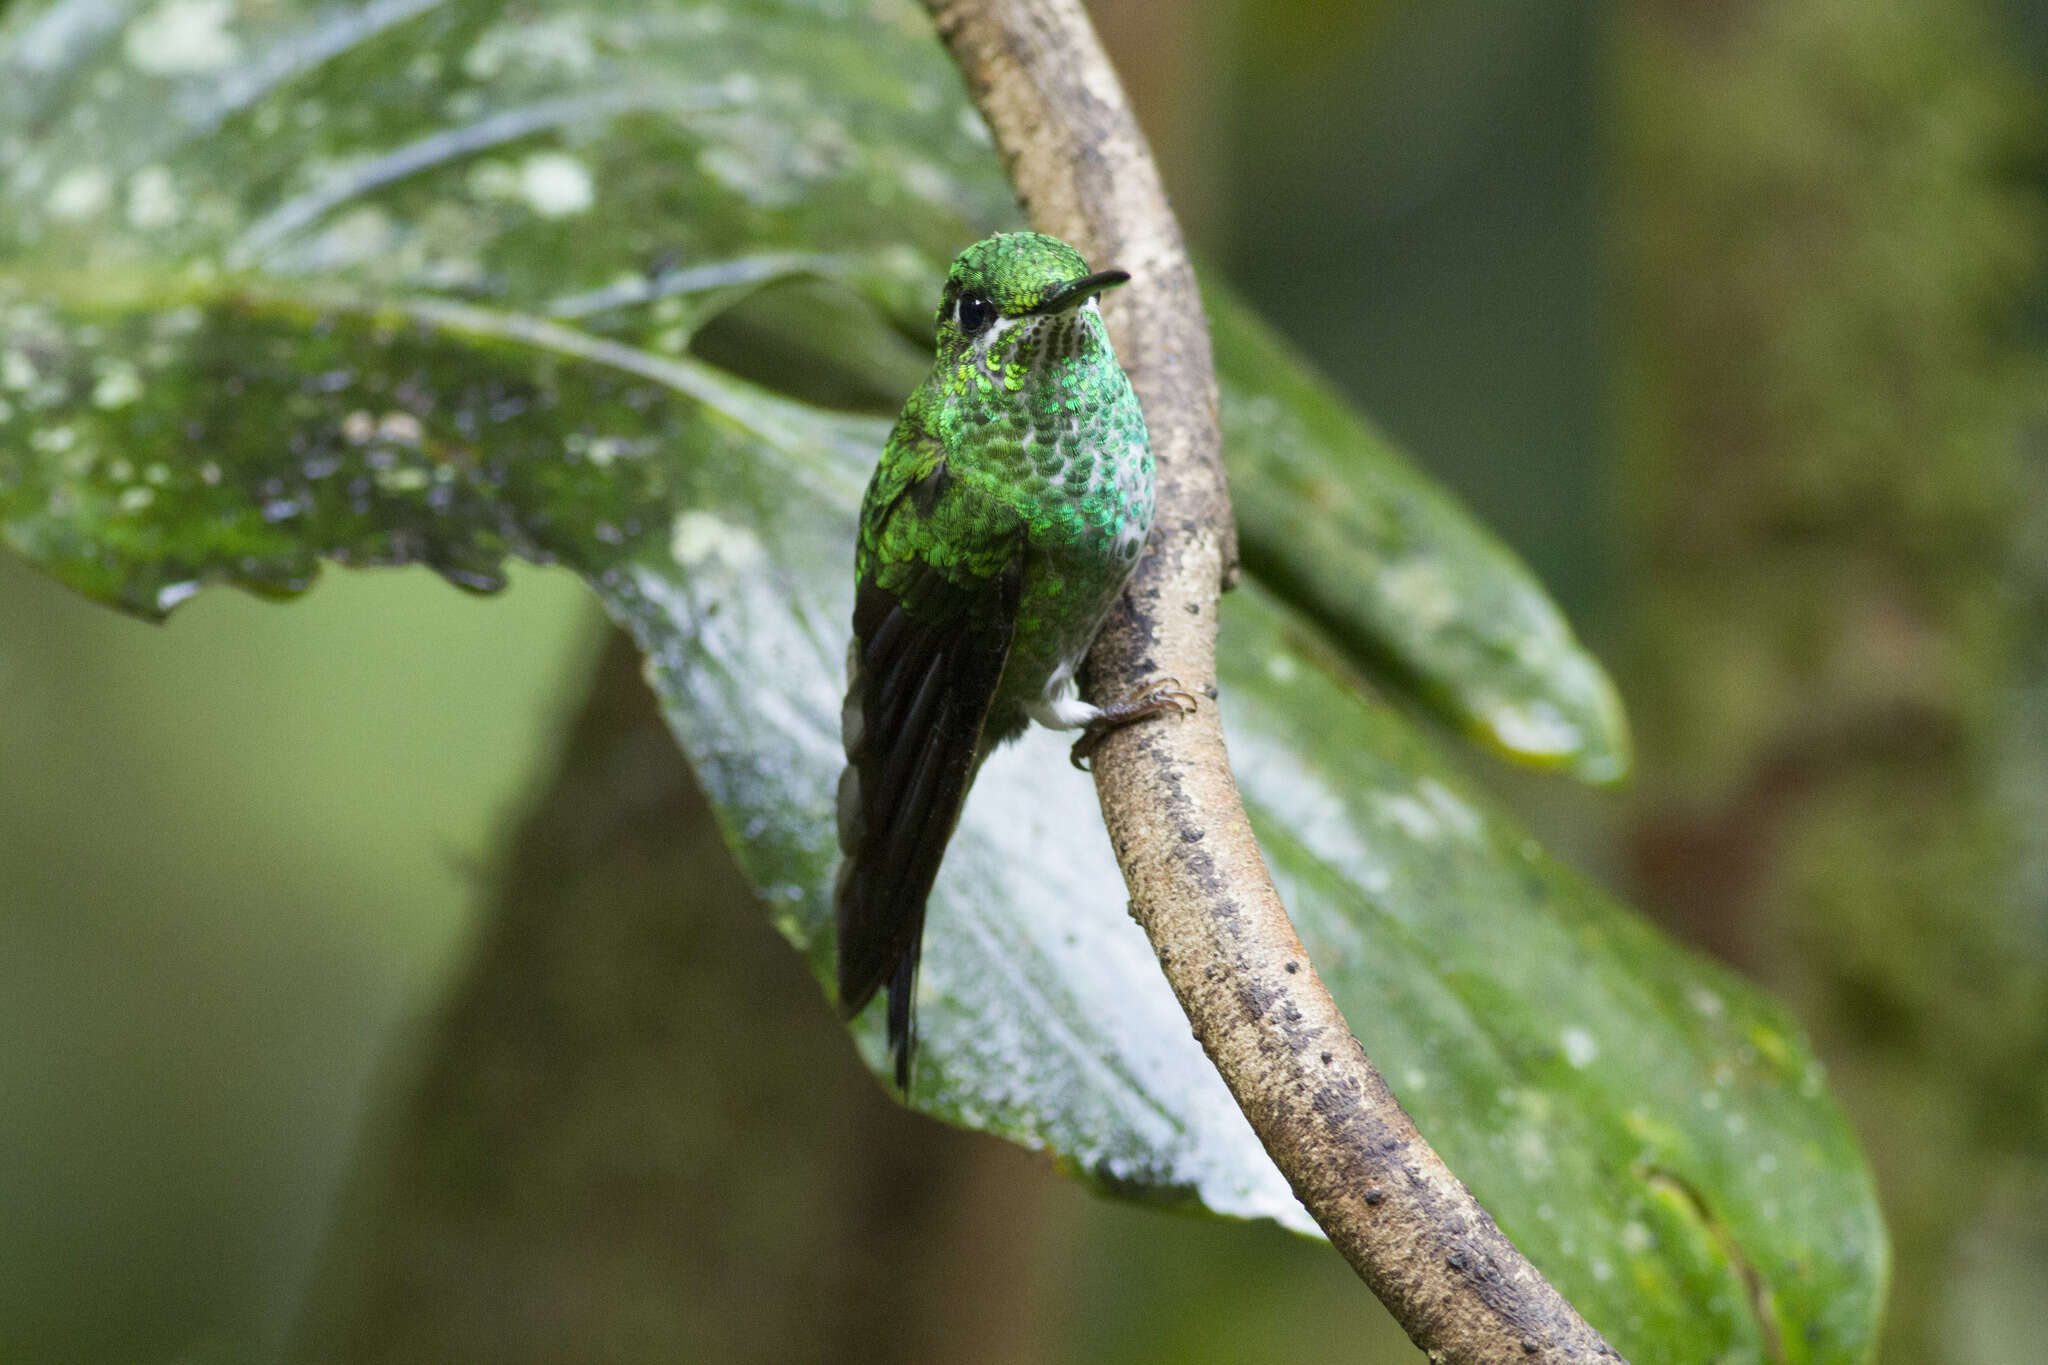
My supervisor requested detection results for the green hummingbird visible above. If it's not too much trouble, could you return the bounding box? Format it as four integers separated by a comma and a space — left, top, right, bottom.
835, 231, 1194, 1086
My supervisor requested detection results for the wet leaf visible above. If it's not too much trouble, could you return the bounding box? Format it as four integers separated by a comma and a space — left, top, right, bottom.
0, 1, 1879, 1359
1214, 289, 1632, 782
1223, 591, 1883, 1359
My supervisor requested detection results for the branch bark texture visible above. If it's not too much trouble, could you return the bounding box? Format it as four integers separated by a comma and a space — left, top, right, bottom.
922, 2, 1628, 1360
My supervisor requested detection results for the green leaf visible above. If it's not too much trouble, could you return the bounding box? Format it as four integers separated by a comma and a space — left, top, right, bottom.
1222, 590, 1884, 1359
1214, 288, 1633, 782
0, 1, 1880, 1360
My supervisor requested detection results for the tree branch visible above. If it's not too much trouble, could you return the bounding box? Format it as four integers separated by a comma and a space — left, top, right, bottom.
921, 2, 1629, 1360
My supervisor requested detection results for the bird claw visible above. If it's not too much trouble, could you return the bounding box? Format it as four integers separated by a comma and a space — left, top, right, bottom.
1070, 677, 1201, 771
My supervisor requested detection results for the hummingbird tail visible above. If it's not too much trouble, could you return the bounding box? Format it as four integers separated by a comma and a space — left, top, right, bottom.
887, 943, 920, 1088
833, 562, 1023, 1091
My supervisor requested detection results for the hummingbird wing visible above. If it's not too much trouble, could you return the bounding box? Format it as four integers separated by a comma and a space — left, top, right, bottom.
836, 413, 1024, 1086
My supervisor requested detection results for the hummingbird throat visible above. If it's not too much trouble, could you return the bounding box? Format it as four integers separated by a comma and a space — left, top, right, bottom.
969, 299, 1105, 387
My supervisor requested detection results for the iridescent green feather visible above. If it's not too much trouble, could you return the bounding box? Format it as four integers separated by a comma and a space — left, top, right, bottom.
836, 233, 1153, 1085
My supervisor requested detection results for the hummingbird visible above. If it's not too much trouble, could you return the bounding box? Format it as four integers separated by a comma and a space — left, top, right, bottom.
835, 231, 1195, 1087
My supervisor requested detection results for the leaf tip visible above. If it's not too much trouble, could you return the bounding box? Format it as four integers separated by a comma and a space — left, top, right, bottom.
1470, 647, 1633, 785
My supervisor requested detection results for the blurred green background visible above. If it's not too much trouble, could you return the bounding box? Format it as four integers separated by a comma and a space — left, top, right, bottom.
4, 0, 2046, 1361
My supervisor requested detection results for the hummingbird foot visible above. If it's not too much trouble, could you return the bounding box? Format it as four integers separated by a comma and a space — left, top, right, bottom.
1069, 678, 1200, 771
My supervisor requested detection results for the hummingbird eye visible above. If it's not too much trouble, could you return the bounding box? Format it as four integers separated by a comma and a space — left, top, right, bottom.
955, 291, 994, 337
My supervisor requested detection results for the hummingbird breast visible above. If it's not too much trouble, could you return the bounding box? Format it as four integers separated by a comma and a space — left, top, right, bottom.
952, 302, 1154, 732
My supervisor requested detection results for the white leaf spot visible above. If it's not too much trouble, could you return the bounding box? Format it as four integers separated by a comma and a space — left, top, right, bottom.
1379, 794, 1438, 840
48, 167, 113, 221
127, 165, 181, 230
2, 349, 39, 391
124, 0, 241, 75
377, 412, 424, 446
1418, 778, 1480, 839
671, 510, 765, 570
92, 363, 143, 409
1487, 697, 1581, 758
1379, 557, 1458, 632
519, 152, 594, 218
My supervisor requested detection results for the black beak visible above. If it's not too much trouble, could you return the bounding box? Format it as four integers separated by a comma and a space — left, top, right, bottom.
1030, 269, 1131, 314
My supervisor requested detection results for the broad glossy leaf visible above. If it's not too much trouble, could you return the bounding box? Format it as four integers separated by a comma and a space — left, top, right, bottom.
0, 0, 1625, 770
1223, 593, 1883, 1359
1214, 290, 1632, 783
0, 1, 1880, 1360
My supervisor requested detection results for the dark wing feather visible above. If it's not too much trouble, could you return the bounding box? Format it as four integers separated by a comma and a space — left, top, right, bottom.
835, 555, 1022, 1086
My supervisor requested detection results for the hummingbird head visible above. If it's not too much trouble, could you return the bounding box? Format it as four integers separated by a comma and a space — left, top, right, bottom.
932, 232, 1129, 376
